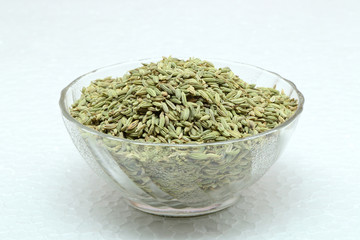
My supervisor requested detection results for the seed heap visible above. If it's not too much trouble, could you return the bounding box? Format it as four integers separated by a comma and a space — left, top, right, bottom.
70, 57, 298, 143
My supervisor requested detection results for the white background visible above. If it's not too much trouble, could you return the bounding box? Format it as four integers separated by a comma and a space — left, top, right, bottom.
1, 0, 359, 239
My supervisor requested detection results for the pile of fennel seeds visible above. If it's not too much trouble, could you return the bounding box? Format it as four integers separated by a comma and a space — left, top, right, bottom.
70, 57, 298, 144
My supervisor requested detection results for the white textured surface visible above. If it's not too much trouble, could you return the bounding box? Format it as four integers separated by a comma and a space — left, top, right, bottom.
1, 0, 360, 239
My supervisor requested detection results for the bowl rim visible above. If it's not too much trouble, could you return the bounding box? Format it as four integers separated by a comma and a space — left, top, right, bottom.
59, 57, 304, 147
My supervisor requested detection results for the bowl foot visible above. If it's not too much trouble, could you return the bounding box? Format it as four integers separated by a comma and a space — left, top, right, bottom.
128, 196, 239, 217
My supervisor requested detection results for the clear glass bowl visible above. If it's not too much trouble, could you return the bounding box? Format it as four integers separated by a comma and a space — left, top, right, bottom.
59, 58, 304, 216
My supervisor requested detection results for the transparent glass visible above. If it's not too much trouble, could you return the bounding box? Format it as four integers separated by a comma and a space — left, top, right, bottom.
59, 58, 304, 216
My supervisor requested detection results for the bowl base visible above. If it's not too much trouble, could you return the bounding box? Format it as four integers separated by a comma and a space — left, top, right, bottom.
128, 196, 239, 217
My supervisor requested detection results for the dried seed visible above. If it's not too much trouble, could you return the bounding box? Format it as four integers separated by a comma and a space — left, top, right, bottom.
127, 120, 139, 130
70, 56, 298, 144
159, 113, 165, 128
181, 108, 190, 121
200, 115, 210, 121
161, 102, 169, 113
103, 124, 117, 130
181, 92, 188, 106
165, 99, 176, 110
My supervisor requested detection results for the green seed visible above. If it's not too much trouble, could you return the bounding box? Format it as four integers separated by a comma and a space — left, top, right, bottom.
161, 102, 169, 113
70, 56, 298, 144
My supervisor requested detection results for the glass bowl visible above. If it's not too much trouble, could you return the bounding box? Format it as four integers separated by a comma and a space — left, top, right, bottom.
59, 58, 304, 216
